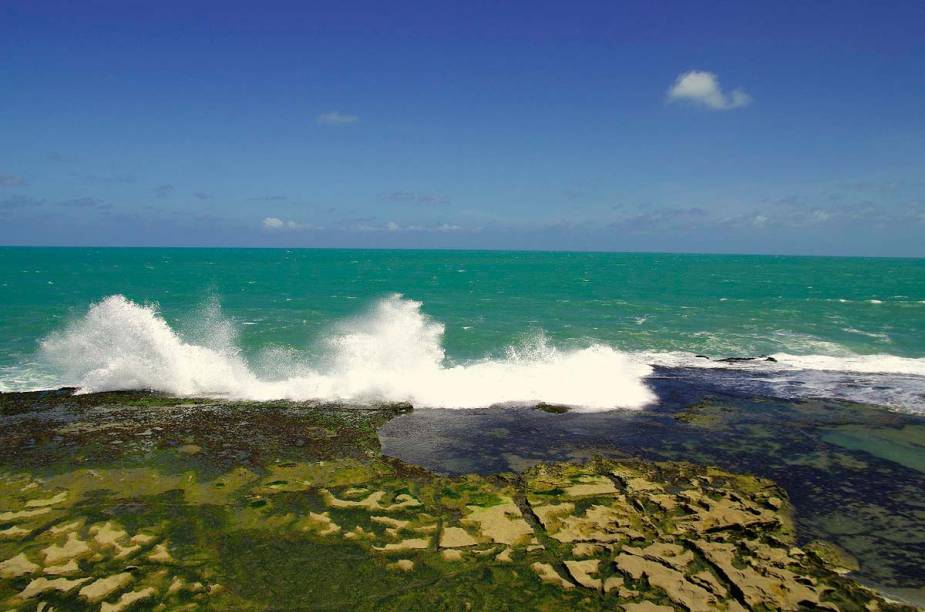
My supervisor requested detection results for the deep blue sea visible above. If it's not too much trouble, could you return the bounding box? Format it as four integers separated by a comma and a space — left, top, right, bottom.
1, 247, 923, 411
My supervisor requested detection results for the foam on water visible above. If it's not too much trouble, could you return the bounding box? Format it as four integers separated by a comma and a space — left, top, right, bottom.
19, 294, 925, 413
40, 295, 256, 398
641, 350, 925, 411
37, 294, 656, 411
642, 350, 925, 377
770, 353, 925, 376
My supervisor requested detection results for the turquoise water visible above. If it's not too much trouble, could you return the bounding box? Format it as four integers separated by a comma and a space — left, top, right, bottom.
1, 247, 923, 410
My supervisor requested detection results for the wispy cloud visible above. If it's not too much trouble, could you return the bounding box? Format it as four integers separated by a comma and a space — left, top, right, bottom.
0, 174, 27, 187
608, 206, 710, 233
667, 70, 751, 110
421, 223, 463, 232
247, 195, 288, 202
0, 195, 43, 210
715, 192, 925, 230
77, 173, 137, 184
349, 220, 463, 233
193, 192, 212, 200
316, 111, 359, 126
57, 197, 108, 209
262, 217, 317, 231
382, 191, 450, 206
154, 184, 175, 198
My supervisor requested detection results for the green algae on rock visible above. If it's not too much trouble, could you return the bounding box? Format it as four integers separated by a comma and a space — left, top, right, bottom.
0, 390, 915, 610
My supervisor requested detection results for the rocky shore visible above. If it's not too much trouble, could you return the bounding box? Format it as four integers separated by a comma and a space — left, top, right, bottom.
0, 389, 918, 610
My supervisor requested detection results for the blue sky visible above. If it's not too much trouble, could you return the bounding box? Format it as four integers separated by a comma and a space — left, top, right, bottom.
2, 1, 924, 255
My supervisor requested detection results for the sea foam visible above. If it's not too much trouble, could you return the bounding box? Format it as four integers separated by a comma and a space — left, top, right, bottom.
30, 294, 925, 413
39, 294, 656, 411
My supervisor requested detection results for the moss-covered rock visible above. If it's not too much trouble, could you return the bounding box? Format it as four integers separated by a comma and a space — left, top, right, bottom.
0, 389, 914, 610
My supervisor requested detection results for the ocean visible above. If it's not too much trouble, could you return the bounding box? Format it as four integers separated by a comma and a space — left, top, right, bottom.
1, 247, 923, 412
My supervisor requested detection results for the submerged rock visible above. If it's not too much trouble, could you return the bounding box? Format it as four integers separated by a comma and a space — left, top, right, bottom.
0, 389, 916, 610
714, 355, 777, 363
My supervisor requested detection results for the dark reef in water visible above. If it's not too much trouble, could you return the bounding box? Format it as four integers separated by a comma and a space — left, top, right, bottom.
379, 366, 925, 607
0, 384, 922, 610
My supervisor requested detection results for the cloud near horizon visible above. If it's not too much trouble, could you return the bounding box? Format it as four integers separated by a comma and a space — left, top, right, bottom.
667, 70, 751, 110
154, 184, 175, 198
262, 216, 465, 234
0, 174, 27, 187
0, 195, 43, 210
248, 195, 288, 202
316, 111, 359, 125
382, 191, 450, 206
57, 197, 110, 209
262, 217, 318, 231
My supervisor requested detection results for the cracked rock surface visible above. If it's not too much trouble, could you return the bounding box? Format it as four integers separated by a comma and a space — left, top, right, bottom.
0, 389, 915, 610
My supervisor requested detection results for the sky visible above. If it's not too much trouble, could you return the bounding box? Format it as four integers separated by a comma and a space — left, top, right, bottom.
2, 1, 924, 256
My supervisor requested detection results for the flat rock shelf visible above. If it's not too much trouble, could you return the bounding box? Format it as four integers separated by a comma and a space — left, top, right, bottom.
0, 389, 918, 610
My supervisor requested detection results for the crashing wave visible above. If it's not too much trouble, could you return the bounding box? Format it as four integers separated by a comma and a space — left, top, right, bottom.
19, 293, 925, 414
38, 294, 656, 411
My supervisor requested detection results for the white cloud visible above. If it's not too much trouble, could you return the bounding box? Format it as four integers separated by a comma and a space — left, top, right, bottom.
811, 210, 831, 222
262, 217, 315, 231
348, 219, 465, 233
667, 70, 751, 110
316, 111, 359, 125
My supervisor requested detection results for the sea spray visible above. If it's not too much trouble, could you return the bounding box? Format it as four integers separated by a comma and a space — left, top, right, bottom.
39, 295, 258, 396
4, 249, 923, 413
30, 293, 925, 412
38, 294, 657, 410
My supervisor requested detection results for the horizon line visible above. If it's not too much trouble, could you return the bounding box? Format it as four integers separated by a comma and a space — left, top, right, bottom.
0, 244, 922, 261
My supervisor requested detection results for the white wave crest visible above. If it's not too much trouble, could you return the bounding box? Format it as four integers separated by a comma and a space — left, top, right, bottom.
40, 295, 257, 397
639, 348, 925, 412
770, 353, 925, 376
640, 349, 925, 377
38, 294, 656, 411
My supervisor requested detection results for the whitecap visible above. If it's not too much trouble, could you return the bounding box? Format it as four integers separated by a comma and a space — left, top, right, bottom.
20, 295, 925, 415
36, 294, 655, 412
841, 327, 892, 342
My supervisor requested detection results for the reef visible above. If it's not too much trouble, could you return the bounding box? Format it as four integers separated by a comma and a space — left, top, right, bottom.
0, 389, 917, 610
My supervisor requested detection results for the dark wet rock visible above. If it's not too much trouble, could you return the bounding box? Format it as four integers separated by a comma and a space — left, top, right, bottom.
715, 355, 774, 363
378, 375, 925, 607
534, 402, 571, 414
0, 388, 411, 473
0, 388, 920, 610
0, 388, 909, 611
687, 354, 779, 364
